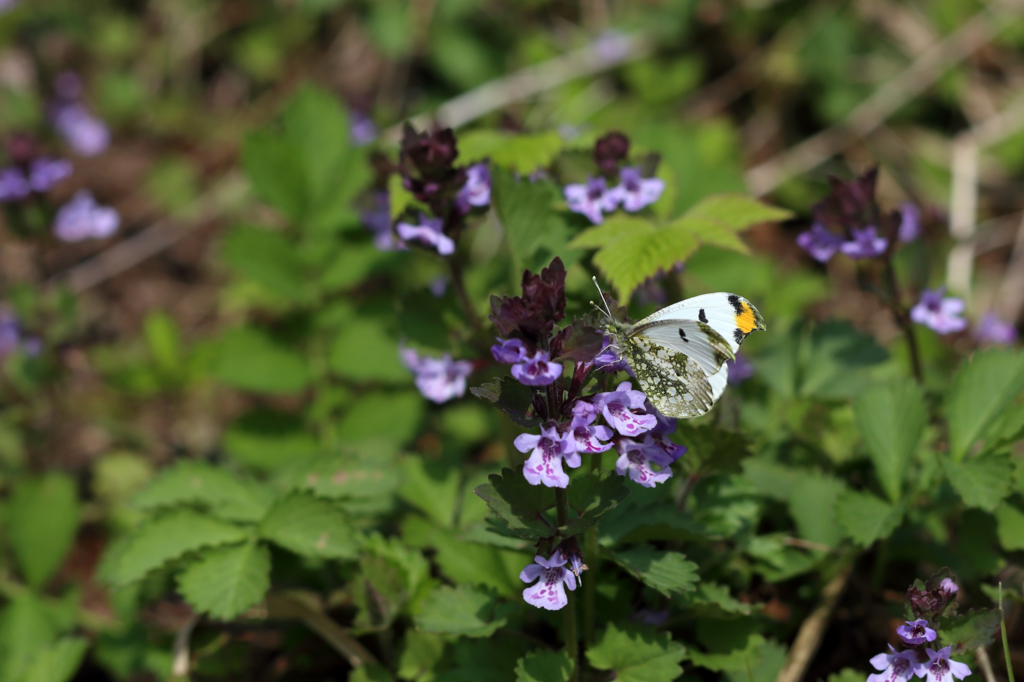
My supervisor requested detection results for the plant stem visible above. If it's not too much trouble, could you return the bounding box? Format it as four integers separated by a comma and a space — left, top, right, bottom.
449, 257, 482, 334
555, 488, 579, 681
675, 473, 700, 512
583, 452, 602, 644
882, 257, 924, 384
1002, 583, 1016, 682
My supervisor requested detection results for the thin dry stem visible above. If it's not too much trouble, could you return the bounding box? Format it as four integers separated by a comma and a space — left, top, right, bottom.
774, 563, 853, 682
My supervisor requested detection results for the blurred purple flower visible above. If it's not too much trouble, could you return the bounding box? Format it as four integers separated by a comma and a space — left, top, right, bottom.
0, 311, 20, 356
919, 647, 971, 682
0, 167, 30, 202
897, 619, 937, 645
349, 112, 377, 147
396, 213, 454, 256
614, 435, 681, 488
28, 157, 72, 192
520, 552, 575, 610
796, 223, 843, 263
592, 381, 657, 437
564, 177, 617, 224
567, 403, 613, 454
491, 337, 526, 364
53, 71, 83, 100
515, 424, 577, 488
400, 347, 473, 404
727, 353, 755, 384
940, 578, 959, 598
511, 350, 562, 386
868, 646, 919, 682
609, 167, 664, 213
455, 163, 491, 213
898, 202, 921, 242
52, 103, 110, 157
840, 226, 888, 259
52, 190, 120, 242
910, 288, 967, 335
975, 312, 1017, 345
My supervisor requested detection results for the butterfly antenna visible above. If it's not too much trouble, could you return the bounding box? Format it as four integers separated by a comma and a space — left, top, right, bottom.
592, 276, 613, 319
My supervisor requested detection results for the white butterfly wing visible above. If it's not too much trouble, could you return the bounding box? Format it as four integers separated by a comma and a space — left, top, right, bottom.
633, 292, 766, 354
634, 320, 733, 376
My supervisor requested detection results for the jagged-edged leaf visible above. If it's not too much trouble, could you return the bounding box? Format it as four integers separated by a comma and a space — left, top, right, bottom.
23, 637, 88, 682
674, 581, 753, 618
132, 460, 274, 522
110, 509, 249, 585
854, 382, 927, 503
515, 649, 573, 682
609, 548, 699, 596
177, 541, 271, 620
683, 194, 793, 230
221, 225, 310, 302
415, 584, 511, 638
835, 490, 902, 546
258, 493, 360, 559
211, 327, 310, 394
7, 473, 79, 588
279, 453, 400, 500
568, 215, 653, 250
672, 217, 749, 254
459, 130, 564, 174
944, 455, 1014, 512
946, 349, 1024, 462
473, 467, 554, 540
937, 609, 1002, 655
491, 168, 571, 274
592, 223, 699, 303
471, 377, 541, 428
562, 470, 630, 536
587, 623, 687, 682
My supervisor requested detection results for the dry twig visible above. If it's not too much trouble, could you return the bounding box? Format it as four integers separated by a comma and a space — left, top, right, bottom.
774, 563, 853, 682
171, 611, 202, 678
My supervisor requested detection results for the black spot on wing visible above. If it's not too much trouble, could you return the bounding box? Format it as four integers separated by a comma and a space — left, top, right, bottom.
698, 308, 708, 324
727, 294, 744, 315
733, 328, 747, 346
678, 328, 689, 343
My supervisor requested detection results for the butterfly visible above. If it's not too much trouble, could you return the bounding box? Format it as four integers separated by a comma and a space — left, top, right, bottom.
594, 278, 765, 418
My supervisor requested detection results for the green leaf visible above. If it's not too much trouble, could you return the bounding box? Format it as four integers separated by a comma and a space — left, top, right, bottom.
329, 317, 407, 383
937, 609, 1002, 655
562, 470, 630, 536
110, 509, 249, 584
591, 221, 700, 302
587, 623, 687, 682
835, 490, 902, 546
223, 408, 320, 472
945, 455, 1014, 511
132, 460, 274, 522
458, 130, 564, 174
414, 584, 510, 638
674, 581, 753, 618
995, 503, 1024, 551
211, 327, 309, 394
854, 382, 927, 502
280, 453, 401, 501
221, 225, 309, 302
23, 637, 88, 682
672, 217, 749, 254
683, 194, 793, 230
568, 215, 651, 250
176, 541, 271, 620
0, 593, 57, 682
514, 649, 573, 682
946, 349, 1024, 461
397, 631, 447, 682
398, 457, 460, 528
491, 168, 570, 274
350, 665, 395, 682
608, 547, 699, 597
470, 377, 541, 428
677, 425, 751, 476
8, 473, 80, 588
337, 390, 424, 450
786, 472, 846, 547
242, 130, 304, 222
473, 467, 555, 540
143, 312, 181, 375
258, 493, 360, 559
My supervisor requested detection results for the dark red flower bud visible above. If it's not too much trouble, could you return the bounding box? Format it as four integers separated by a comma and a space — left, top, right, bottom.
594, 132, 630, 174
812, 167, 879, 232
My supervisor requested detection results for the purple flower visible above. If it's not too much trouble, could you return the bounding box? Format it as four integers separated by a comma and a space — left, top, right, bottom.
511, 350, 562, 386
868, 645, 919, 682
940, 578, 959, 598
400, 347, 473, 404
519, 552, 576, 610
396, 213, 454, 256
796, 223, 844, 263
614, 435, 681, 488
608, 167, 664, 213
592, 381, 657, 437
52, 190, 120, 242
0, 167, 30, 202
349, 112, 377, 147
564, 177, 617, 224
594, 336, 628, 373
899, 202, 921, 242
0, 311, 20, 357
514, 425, 577, 488
567, 404, 613, 455
726, 353, 755, 385
52, 103, 110, 157
455, 163, 491, 213
840, 226, 888, 259
910, 288, 968, 335
919, 647, 971, 682
28, 157, 72, 192
897, 619, 937, 645
975, 313, 1017, 345
0, 0, 20, 14
491, 337, 527, 364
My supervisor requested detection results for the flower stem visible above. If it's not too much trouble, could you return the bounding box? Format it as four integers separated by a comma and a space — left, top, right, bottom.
882, 257, 924, 384
583, 452, 602, 644
555, 488, 579, 681
449, 256, 482, 334
1001, 583, 1016, 682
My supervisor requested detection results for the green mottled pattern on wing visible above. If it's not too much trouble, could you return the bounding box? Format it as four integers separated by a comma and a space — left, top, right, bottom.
621, 335, 716, 418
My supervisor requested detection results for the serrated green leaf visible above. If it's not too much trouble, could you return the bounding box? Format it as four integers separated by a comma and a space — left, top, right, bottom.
609, 548, 699, 597
835, 490, 902, 546
414, 585, 509, 637
672, 217, 750, 254
23, 637, 88, 682
854, 382, 927, 502
491, 168, 570, 274
8, 473, 79, 588
132, 460, 274, 522
947, 349, 1024, 461
562, 470, 630, 536
221, 225, 309, 302
945, 455, 1014, 511
258, 493, 360, 559
674, 581, 753, 618
587, 623, 686, 682
279, 453, 401, 500
592, 223, 699, 302
110, 509, 249, 584
177, 541, 271, 620
514, 649, 573, 682
473, 467, 555, 540
470, 377, 541, 428
996, 503, 1024, 551
787, 472, 846, 547
211, 327, 309, 394
937, 609, 1002, 655
683, 194, 793, 229
459, 130, 564, 174
568, 215, 653, 250
398, 457, 460, 528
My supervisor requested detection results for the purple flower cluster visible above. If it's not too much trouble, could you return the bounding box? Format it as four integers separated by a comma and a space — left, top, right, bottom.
974, 312, 1018, 345
492, 338, 562, 386
563, 167, 664, 224
50, 72, 110, 157
910, 288, 967, 335
0, 157, 73, 203
52, 190, 120, 242
400, 347, 473, 404
0, 310, 41, 358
